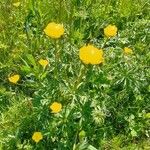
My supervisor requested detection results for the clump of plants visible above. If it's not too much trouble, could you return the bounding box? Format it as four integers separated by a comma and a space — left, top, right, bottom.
0, 0, 149, 149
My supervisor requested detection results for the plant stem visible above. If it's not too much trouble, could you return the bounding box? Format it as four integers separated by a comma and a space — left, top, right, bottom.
69, 0, 74, 44
58, 0, 62, 22
73, 64, 87, 92
54, 40, 59, 80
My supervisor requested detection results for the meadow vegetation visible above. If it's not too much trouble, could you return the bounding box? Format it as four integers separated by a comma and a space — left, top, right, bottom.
0, 0, 150, 149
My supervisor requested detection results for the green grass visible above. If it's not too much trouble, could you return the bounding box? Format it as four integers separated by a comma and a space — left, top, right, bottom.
0, 0, 150, 149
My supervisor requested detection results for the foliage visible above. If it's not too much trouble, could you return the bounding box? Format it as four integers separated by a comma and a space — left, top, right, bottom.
0, 0, 150, 149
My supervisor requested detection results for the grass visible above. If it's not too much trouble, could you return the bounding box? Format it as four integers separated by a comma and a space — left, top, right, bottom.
0, 0, 150, 149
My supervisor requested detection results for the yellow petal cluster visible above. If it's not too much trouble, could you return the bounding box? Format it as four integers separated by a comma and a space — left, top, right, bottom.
79, 45, 104, 65
104, 25, 118, 37
8, 74, 20, 84
44, 22, 64, 39
38, 59, 49, 67
50, 102, 62, 113
32, 132, 43, 143
124, 47, 133, 54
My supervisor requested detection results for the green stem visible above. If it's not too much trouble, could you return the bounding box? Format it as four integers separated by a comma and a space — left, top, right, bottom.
69, 1, 74, 44
54, 40, 59, 80
73, 64, 87, 92
72, 119, 82, 150
102, 37, 108, 48
58, 0, 62, 22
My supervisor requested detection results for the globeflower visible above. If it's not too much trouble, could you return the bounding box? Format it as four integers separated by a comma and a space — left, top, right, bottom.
32, 132, 43, 143
38, 59, 49, 68
104, 25, 118, 37
50, 102, 62, 113
44, 22, 64, 39
124, 47, 133, 54
79, 44, 104, 65
8, 74, 20, 84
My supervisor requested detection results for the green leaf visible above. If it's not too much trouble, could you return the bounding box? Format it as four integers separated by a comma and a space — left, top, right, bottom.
26, 54, 37, 67
131, 129, 137, 137
87, 145, 98, 150
21, 65, 32, 73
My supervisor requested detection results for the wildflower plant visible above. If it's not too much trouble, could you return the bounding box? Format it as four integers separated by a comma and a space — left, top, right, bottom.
0, 0, 149, 149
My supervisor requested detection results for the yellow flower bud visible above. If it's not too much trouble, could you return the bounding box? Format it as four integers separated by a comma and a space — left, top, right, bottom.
50, 102, 62, 113
38, 59, 49, 68
104, 25, 118, 37
124, 47, 133, 54
8, 74, 20, 84
32, 132, 43, 143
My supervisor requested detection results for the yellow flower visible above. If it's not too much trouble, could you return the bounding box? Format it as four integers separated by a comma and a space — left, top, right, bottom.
38, 59, 49, 67
8, 74, 20, 84
104, 25, 118, 37
124, 47, 133, 54
79, 45, 104, 65
13, 2, 21, 7
44, 22, 64, 39
50, 102, 62, 113
32, 132, 43, 143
